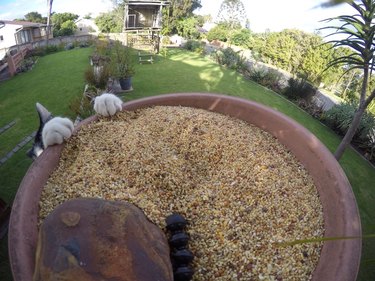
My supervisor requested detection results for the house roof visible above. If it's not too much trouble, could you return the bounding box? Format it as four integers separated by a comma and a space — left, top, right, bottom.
0, 20, 47, 28
126, 0, 170, 5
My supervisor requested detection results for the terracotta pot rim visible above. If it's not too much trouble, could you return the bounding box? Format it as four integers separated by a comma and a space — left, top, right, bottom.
8, 92, 361, 281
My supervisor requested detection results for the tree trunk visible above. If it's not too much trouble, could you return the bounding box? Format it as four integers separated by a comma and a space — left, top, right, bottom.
334, 104, 367, 160
46, 0, 53, 46
334, 66, 369, 160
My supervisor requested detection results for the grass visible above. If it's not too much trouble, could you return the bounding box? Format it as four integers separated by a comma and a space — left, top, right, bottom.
0, 47, 374, 280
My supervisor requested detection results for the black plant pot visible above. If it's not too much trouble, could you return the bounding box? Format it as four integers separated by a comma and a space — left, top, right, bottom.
119, 77, 132, 91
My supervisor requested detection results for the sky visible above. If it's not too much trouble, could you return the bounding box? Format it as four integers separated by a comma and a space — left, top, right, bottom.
0, 0, 355, 34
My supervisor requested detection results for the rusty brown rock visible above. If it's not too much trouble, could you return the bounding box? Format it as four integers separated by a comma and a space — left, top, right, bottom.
33, 198, 173, 281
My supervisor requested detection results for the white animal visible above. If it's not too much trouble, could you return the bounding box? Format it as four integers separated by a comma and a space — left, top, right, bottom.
27, 93, 122, 159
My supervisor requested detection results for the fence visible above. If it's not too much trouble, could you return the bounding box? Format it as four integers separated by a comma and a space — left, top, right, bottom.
7, 44, 32, 76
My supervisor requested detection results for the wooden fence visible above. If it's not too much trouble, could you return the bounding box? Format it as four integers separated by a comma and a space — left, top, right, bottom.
7, 44, 32, 76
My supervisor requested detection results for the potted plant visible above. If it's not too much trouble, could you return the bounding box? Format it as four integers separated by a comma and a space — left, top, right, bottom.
109, 40, 135, 91
8, 93, 361, 281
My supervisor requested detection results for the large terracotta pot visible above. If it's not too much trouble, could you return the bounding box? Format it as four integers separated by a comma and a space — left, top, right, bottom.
9, 93, 361, 281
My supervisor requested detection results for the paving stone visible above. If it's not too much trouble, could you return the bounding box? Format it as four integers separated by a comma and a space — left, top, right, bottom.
12, 146, 20, 153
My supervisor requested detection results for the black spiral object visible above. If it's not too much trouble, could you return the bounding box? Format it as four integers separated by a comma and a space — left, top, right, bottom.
165, 213, 194, 281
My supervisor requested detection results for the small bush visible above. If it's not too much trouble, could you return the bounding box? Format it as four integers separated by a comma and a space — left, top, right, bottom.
207, 24, 230, 42
297, 99, 324, 119
84, 65, 110, 89
283, 77, 316, 101
16, 57, 37, 73
246, 68, 283, 93
45, 45, 59, 54
322, 102, 375, 160
184, 40, 205, 54
69, 90, 101, 120
161, 36, 170, 45
213, 47, 247, 71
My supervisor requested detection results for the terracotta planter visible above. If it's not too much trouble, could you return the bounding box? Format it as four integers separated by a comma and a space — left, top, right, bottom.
8, 93, 361, 281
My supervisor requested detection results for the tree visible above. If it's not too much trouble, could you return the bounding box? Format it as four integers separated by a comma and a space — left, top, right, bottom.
95, 3, 124, 33
95, 12, 122, 33
24, 12, 46, 23
216, 0, 247, 29
162, 0, 202, 35
321, 0, 375, 160
176, 17, 201, 39
52, 13, 79, 37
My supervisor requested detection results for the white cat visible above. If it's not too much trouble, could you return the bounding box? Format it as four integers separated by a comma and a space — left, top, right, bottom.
27, 93, 122, 159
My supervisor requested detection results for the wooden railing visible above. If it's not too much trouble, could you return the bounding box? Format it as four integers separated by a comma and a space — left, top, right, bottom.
7, 44, 31, 76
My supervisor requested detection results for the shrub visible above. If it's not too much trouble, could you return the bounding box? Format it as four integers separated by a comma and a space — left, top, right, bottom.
161, 36, 170, 45
69, 87, 101, 119
323, 102, 375, 140
45, 45, 60, 54
297, 99, 324, 119
283, 77, 316, 101
207, 24, 230, 42
322, 102, 375, 160
231, 29, 252, 48
246, 68, 283, 93
184, 40, 205, 54
213, 47, 247, 71
84, 65, 110, 89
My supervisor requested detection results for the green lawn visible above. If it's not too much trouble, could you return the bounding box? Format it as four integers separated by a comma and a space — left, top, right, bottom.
0, 47, 374, 280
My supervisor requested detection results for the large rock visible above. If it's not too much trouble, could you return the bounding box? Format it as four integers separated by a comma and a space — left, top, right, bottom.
33, 198, 173, 281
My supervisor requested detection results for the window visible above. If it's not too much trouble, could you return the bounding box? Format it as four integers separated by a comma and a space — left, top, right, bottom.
33, 28, 41, 38
0, 35, 3, 41
16, 30, 32, 44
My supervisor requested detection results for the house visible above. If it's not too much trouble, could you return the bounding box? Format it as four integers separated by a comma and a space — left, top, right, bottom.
0, 20, 52, 59
124, 0, 170, 31
75, 18, 99, 35
123, 0, 170, 53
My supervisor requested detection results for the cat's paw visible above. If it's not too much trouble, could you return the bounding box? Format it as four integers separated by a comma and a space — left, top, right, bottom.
93, 93, 123, 116
42, 117, 74, 148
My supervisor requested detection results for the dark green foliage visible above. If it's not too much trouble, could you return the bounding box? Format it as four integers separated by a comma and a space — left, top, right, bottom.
206, 23, 231, 42
16, 57, 38, 73
283, 77, 317, 101
95, 12, 122, 33
27, 45, 62, 57
162, 0, 202, 35
69, 87, 101, 119
213, 47, 246, 71
323, 102, 375, 142
246, 68, 282, 93
231, 29, 253, 48
24, 11, 46, 23
184, 40, 205, 54
322, 102, 375, 159
84, 65, 110, 89
176, 17, 201, 39
297, 99, 324, 119
51, 13, 79, 37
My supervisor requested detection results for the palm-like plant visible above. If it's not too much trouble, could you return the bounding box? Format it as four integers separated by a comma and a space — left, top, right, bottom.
320, 0, 375, 160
